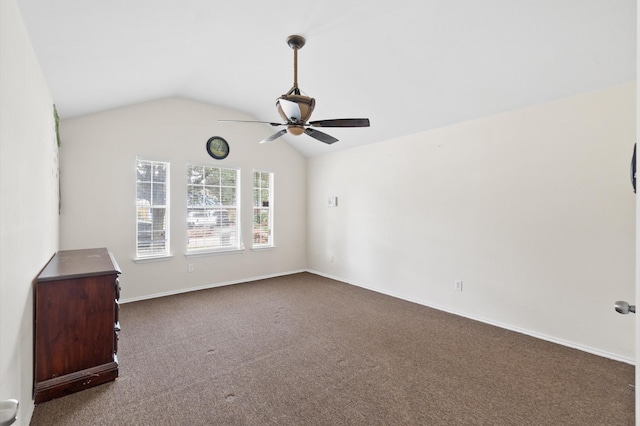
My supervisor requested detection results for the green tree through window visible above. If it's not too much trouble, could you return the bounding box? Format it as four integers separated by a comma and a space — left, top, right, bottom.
187, 164, 241, 252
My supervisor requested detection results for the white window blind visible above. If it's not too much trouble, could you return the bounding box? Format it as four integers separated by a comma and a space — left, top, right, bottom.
187, 164, 241, 252
136, 159, 170, 258
253, 171, 273, 247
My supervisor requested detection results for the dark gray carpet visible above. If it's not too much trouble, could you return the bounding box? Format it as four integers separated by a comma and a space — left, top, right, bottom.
30, 272, 634, 425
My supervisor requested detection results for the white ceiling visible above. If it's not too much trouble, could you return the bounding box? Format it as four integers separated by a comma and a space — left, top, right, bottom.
16, 0, 636, 157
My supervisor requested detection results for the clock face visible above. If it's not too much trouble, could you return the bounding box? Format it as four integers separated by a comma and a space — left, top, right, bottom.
206, 136, 229, 160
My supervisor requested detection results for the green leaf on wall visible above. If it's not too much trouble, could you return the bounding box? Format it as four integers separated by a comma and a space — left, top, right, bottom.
53, 104, 61, 147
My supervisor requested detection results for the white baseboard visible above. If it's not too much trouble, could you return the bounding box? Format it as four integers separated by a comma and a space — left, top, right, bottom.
119, 269, 307, 304
307, 269, 635, 366
23, 400, 34, 426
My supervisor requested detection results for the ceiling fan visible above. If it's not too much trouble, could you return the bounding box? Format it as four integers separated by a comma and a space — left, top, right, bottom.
220, 35, 370, 145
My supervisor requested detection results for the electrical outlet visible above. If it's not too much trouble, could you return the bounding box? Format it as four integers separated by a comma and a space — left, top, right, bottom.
454, 280, 463, 291
188, 264, 194, 273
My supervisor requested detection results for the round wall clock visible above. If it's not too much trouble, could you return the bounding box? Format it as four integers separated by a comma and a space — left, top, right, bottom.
206, 136, 229, 160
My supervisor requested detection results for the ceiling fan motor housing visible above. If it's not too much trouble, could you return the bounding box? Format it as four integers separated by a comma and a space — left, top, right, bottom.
276, 94, 316, 135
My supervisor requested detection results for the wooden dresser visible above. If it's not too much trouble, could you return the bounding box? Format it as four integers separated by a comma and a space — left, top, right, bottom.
34, 248, 121, 403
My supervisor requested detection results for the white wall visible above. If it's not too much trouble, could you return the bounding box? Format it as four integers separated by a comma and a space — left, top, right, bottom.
59, 98, 307, 301
0, 0, 59, 423
308, 83, 636, 362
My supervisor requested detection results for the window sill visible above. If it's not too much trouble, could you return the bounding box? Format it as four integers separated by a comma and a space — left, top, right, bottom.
185, 247, 245, 258
133, 254, 174, 263
251, 245, 275, 251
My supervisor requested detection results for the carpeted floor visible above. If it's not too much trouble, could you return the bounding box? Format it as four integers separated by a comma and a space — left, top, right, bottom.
30, 272, 634, 425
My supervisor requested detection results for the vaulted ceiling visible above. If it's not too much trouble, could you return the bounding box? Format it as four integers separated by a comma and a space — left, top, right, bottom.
17, 0, 636, 157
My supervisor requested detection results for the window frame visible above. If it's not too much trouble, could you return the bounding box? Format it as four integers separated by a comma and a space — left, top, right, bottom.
186, 163, 242, 255
252, 170, 274, 249
135, 157, 171, 260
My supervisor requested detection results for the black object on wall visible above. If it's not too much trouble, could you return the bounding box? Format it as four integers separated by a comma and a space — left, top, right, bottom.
631, 143, 636, 193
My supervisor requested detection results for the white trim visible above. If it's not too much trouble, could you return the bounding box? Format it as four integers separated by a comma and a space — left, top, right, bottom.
307, 269, 635, 366
119, 269, 306, 304
133, 254, 174, 263
184, 247, 244, 257
251, 245, 275, 251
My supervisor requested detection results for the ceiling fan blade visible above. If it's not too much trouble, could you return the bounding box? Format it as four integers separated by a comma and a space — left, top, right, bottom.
219, 119, 283, 127
308, 118, 370, 128
304, 128, 339, 144
259, 129, 288, 144
277, 98, 302, 122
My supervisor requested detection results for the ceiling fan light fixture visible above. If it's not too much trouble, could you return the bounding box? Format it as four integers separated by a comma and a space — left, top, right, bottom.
277, 94, 315, 123
287, 125, 305, 136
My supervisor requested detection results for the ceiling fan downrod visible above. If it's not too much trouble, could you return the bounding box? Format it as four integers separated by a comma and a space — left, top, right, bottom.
287, 35, 305, 95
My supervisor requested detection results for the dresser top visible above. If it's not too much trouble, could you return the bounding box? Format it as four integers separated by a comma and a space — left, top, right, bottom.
38, 248, 121, 282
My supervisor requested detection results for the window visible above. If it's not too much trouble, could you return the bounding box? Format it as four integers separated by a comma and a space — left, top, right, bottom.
187, 164, 241, 252
253, 171, 273, 247
136, 159, 170, 258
